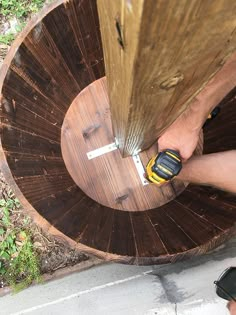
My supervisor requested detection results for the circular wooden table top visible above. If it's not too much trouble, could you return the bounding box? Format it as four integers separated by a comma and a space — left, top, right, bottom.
61, 77, 202, 211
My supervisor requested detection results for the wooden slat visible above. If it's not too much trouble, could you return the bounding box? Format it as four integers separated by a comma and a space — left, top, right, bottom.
147, 208, 196, 254
1, 127, 61, 156
15, 173, 74, 204
54, 198, 97, 240
204, 100, 236, 153
109, 211, 136, 257
130, 212, 167, 257
6, 153, 64, 177
2, 71, 65, 122
10, 45, 72, 112
79, 206, 114, 252
187, 185, 236, 209
24, 22, 80, 100
43, 0, 104, 85
0, 97, 60, 142
97, 0, 236, 156
35, 185, 85, 223
163, 202, 221, 245
44, 5, 93, 86
66, 0, 103, 61
176, 189, 236, 230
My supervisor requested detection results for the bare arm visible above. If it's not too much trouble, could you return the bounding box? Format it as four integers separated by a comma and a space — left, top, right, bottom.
177, 151, 236, 194
158, 53, 236, 160
228, 301, 236, 315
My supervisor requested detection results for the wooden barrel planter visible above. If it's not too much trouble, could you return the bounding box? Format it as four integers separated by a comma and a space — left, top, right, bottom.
0, 0, 236, 265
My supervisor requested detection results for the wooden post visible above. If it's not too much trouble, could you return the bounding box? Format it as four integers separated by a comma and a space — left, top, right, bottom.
97, 0, 236, 156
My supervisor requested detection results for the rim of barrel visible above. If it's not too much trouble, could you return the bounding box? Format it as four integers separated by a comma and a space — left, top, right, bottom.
0, 138, 235, 265
0, 0, 66, 92
0, 0, 235, 265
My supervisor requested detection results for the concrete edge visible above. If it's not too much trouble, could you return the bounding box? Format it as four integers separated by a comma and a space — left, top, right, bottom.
0, 257, 106, 298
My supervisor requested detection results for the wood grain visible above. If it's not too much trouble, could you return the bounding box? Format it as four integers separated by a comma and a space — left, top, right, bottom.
0, 0, 235, 265
176, 188, 236, 230
61, 77, 188, 211
97, 0, 236, 156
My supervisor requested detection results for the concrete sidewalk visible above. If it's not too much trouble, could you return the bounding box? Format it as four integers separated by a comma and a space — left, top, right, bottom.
1, 237, 236, 315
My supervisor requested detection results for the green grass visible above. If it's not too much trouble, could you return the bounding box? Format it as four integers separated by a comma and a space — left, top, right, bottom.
0, 198, 41, 293
0, 0, 44, 45
0, 33, 15, 45
0, 0, 44, 18
0, 0, 45, 292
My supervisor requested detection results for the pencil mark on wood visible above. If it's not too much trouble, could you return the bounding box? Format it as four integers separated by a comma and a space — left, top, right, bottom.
115, 194, 129, 204
115, 16, 125, 50
82, 123, 101, 140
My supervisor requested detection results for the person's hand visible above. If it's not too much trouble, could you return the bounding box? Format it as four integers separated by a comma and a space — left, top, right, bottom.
228, 301, 236, 315
158, 105, 203, 161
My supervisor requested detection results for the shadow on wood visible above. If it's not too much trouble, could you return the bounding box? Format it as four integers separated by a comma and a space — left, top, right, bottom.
0, 0, 236, 265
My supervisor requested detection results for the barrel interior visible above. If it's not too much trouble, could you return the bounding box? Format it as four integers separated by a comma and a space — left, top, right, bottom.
0, 0, 236, 264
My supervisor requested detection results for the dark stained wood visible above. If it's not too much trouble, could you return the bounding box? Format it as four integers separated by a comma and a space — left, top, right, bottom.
97, 0, 236, 156
24, 24, 80, 100
1, 127, 61, 156
0, 0, 235, 265
188, 186, 236, 209
130, 212, 167, 257
54, 197, 98, 240
6, 153, 65, 177
204, 90, 236, 154
43, 4, 95, 86
34, 185, 85, 222
2, 70, 65, 124
61, 77, 189, 211
15, 173, 75, 204
176, 188, 236, 230
10, 47, 71, 113
108, 211, 136, 258
148, 208, 197, 254
79, 206, 114, 252
60, 0, 104, 82
162, 202, 221, 245
0, 97, 60, 142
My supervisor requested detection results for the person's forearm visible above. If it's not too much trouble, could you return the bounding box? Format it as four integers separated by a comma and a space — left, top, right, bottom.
177, 151, 236, 194
186, 52, 236, 130
158, 54, 236, 161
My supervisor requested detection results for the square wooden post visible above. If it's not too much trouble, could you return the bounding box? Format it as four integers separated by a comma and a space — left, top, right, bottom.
97, 0, 236, 156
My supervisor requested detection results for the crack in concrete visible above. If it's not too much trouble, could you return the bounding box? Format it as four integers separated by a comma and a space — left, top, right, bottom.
175, 303, 178, 315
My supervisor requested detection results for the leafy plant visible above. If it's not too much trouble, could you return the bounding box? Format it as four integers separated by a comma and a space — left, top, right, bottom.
0, 198, 41, 292
5, 232, 41, 293
0, 33, 15, 45
0, 0, 42, 45
0, 0, 44, 18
